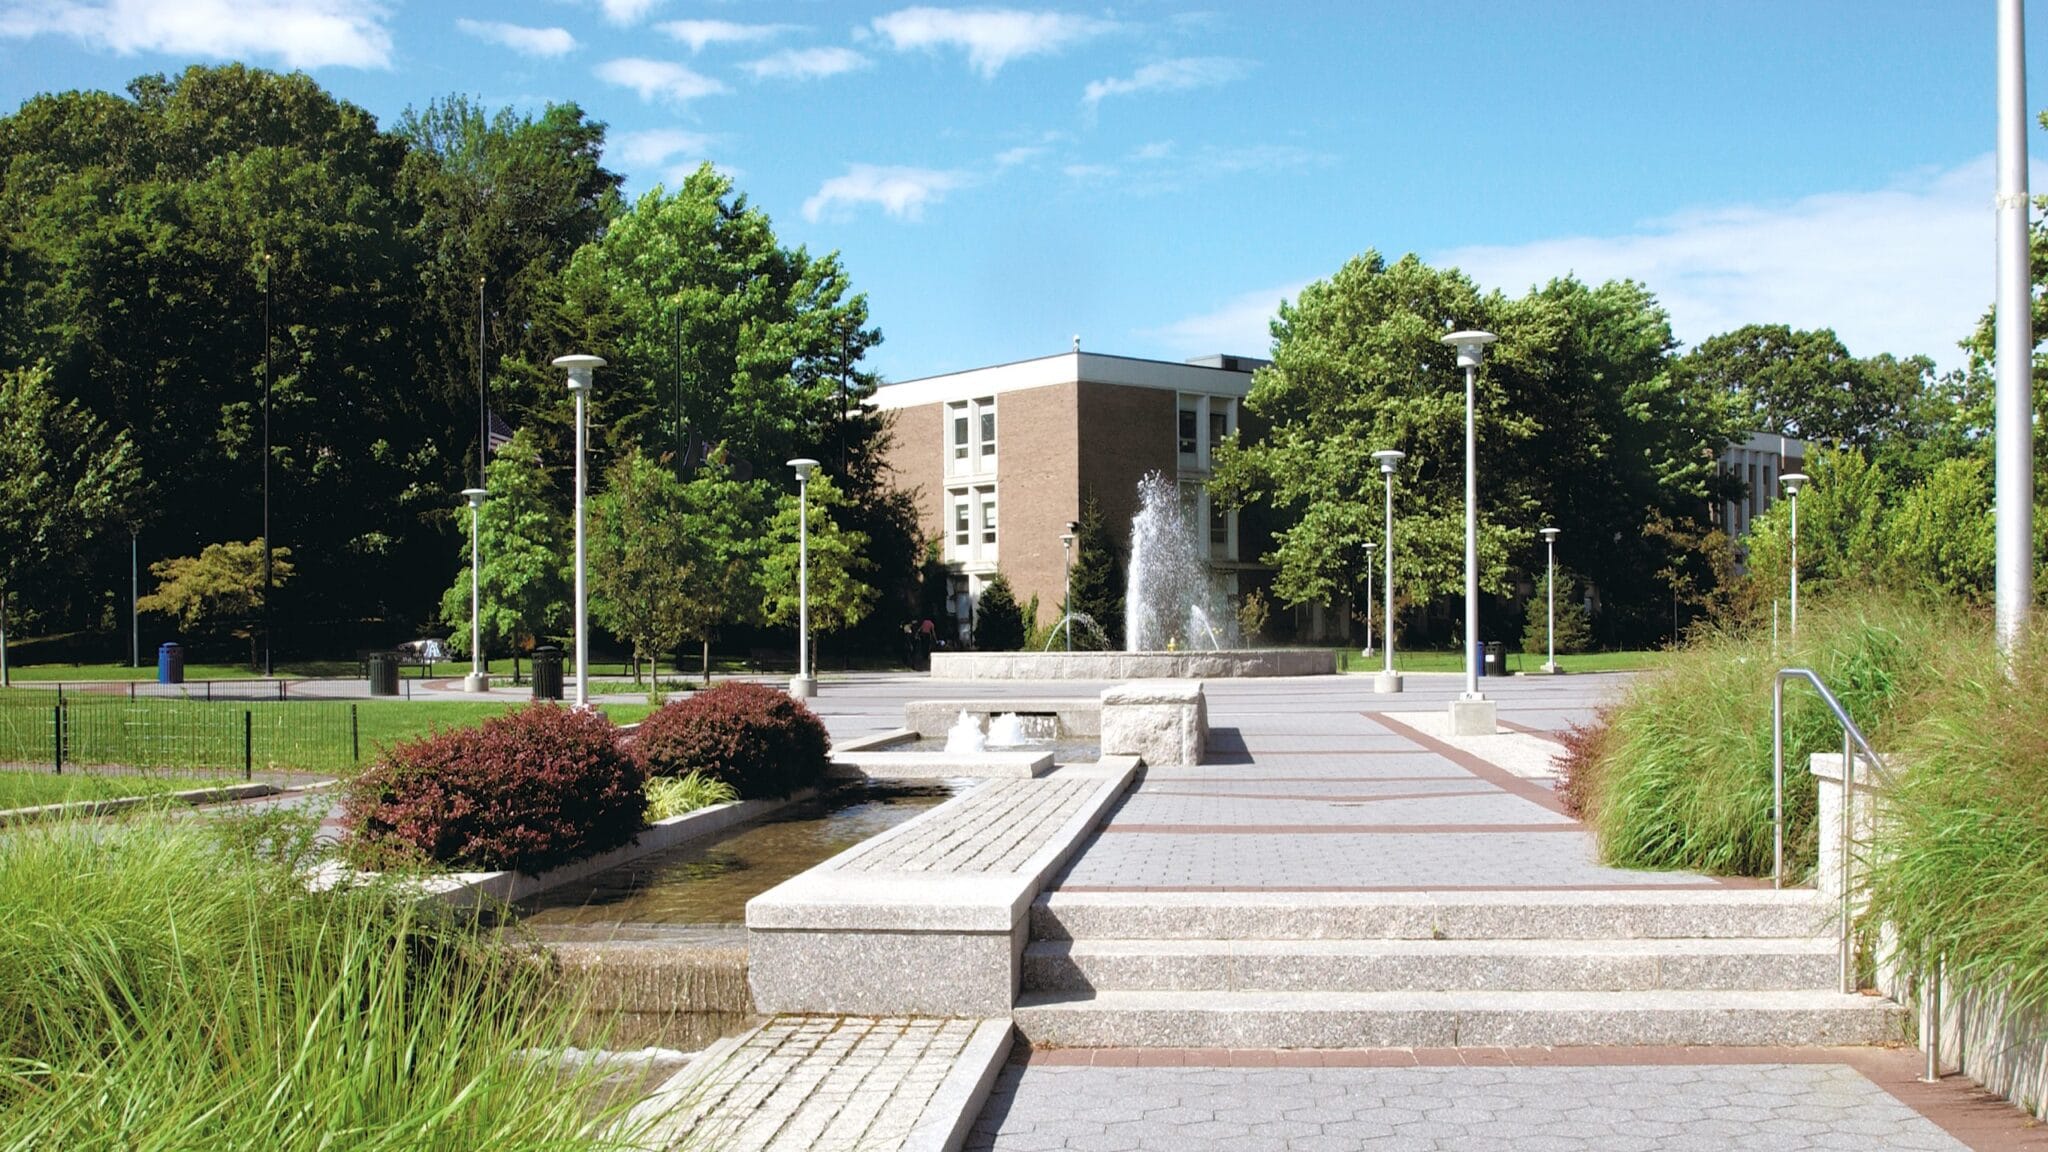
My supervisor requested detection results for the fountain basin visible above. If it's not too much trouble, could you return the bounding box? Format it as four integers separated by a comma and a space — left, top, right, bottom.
928, 648, 1336, 681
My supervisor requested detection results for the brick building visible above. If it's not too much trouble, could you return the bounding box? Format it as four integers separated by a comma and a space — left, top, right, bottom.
872, 349, 1270, 643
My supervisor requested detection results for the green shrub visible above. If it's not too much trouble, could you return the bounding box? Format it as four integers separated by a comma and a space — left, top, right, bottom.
973, 572, 1028, 651
1586, 593, 1963, 878
1867, 636, 2048, 1017
635, 681, 830, 799
644, 770, 740, 821
0, 815, 649, 1148
1521, 566, 1591, 656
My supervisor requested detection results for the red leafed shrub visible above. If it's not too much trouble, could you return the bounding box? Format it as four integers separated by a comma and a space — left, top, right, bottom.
342, 703, 646, 875
1554, 705, 1614, 821
634, 681, 829, 799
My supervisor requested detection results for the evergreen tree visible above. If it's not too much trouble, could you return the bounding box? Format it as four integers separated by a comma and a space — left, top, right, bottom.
972, 573, 1027, 651
1521, 566, 1591, 656
1066, 494, 1125, 649
438, 427, 568, 679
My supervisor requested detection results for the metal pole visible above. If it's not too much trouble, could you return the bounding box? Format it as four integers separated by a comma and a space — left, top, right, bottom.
262, 254, 273, 678
351, 703, 359, 764
131, 529, 139, 667
1842, 728, 1855, 994
1383, 467, 1397, 677
1063, 538, 1074, 652
1996, 0, 2034, 655
471, 499, 482, 685
244, 709, 253, 781
574, 384, 588, 708
1364, 545, 1375, 657
1464, 362, 1479, 698
1772, 675, 1785, 888
1547, 536, 1556, 671
798, 472, 810, 684
1789, 492, 1800, 637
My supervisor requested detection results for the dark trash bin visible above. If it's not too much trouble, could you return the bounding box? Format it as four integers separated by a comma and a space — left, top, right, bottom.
157, 642, 184, 684
531, 646, 564, 701
1483, 641, 1505, 677
367, 651, 401, 697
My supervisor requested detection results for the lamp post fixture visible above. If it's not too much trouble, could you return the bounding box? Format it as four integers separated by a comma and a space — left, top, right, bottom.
1362, 540, 1378, 659
1371, 449, 1406, 694
1060, 522, 1078, 652
1442, 329, 1498, 735
1781, 472, 1809, 638
789, 458, 820, 698
553, 354, 605, 707
1996, 0, 2033, 656
1540, 526, 1561, 675
462, 488, 490, 693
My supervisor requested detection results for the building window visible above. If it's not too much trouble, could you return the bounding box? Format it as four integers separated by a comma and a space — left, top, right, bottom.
1178, 409, 1197, 456
979, 408, 996, 461
1209, 410, 1229, 457
951, 404, 969, 464
953, 494, 970, 550
980, 489, 997, 545
1210, 500, 1228, 547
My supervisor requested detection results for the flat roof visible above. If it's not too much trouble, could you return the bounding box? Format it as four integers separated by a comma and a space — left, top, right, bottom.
871, 350, 1257, 410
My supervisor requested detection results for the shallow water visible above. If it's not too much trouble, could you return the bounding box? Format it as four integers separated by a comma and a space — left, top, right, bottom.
511, 782, 957, 928
901, 736, 1100, 762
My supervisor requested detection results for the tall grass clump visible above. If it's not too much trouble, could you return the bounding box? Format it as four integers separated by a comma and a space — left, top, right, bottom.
0, 814, 656, 1150
1866, 636, 2048, 1018
1584, 593, 1967, 877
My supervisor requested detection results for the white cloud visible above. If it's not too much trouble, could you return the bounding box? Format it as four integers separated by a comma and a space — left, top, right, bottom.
1083, 56, 1247, 107
455, 19, 574, 58
1139, 280, 1306, 358
594, 57, 726, 104
994, 143, 1049, 168
870, 6, 1114, 78
0, 0, 392, 68
1062, 162, 1116, 182
597, 0, 660, 26
803, 164, 968, 222
614, 128, 714, 168
744, 46, 868, 81
1441, 156, 2030, 372
1131, 140, 1174, 161
658, 19, 797, 52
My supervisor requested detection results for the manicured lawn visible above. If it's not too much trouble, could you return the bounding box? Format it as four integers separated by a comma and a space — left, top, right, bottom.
0, 769, 241, 810
1337, 648, 1672, 675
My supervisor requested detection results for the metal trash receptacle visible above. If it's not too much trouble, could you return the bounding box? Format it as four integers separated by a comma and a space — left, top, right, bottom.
367, 651, 401, 697
531, 646, 564, 701
157, 642, 184, 684
1483, 641, 1505, 676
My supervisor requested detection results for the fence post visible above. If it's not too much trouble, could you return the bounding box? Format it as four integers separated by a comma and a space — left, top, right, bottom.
243, 710, 253, 780
351, 704, 360, 763
52, 704, 62, 774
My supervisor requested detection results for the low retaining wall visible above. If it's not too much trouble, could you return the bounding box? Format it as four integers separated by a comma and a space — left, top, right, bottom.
904, 699, 1101, 737
1100, 680, 1207, 767
1814, 754, 2048, 1119
929, 648, 1336, 680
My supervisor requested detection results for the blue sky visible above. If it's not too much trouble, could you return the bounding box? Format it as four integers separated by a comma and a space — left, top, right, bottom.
3, 1, 2044, 381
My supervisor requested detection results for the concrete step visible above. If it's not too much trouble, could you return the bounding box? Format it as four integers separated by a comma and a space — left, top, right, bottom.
1011, 988, 1905, 1049
1021, 937, 1841, 994
1032, 888, 1833, 942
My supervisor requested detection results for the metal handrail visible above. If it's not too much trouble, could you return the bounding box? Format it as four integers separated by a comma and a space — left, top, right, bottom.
1772, 667, 1895, 998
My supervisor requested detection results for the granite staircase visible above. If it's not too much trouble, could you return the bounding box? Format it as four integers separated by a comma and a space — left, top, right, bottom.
1012, 888, 1904, 1049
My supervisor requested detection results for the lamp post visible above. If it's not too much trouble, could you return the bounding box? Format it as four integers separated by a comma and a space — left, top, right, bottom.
1540, 526, 1561, 675
789, 458, 820, 698
462, 487, 489, 692
1060, 522, 1078, 652
1362, 540, 1378, 659
553, 354, 605, 707
1442, 329, 1498, 735
1371, 449, 1405, 694
1781, 472, 1808, 638
1996, 0, 2033, 656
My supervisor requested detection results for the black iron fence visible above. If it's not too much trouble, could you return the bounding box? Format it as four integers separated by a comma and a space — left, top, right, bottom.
0, 696, 359, 778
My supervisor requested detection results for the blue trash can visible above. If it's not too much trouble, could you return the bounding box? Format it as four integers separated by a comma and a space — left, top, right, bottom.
157, 642, 185, 684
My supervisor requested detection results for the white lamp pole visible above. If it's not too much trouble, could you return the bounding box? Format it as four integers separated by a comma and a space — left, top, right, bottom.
1442, 330, 1498, 733
1540, 526, 1560, 674
1996, 0, 2034, 656
1372, 449, 1405, 694
462, 487, 489, 692
789, 458, 820, 697
553, 354, 605, 707
1781, 472, 1808, 638
1362, 540, 1378, 658
1061, 523, 1078, 652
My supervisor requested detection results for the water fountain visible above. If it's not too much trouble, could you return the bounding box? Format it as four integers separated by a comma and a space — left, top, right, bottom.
942, 710, 987, 753
984, 712, 1031, 747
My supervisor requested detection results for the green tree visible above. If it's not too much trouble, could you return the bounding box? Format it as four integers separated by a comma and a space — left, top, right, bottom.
0, 364, 142, 683
1742, 447, 1889, 610
1885, 455, 1995, 605
1065, 493, 1125, 649
435, 427, 568, 680
588, 449, 692, 683
137, 541, 294, 669
761, 473, 876, 661
1677, 324, 1935, 450
1521, 566, 1591, 656
673, 467, 772, 684
972, 573, 1028, 651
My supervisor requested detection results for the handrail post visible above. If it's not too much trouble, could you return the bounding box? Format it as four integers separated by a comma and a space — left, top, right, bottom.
1841, 728, 1855, 994
1772, 674, 1785, 888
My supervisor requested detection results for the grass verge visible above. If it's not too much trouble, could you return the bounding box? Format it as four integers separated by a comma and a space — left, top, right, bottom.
1338, 648, 1670, 674
0, 813, 661, 1149
0, 769, 240, 810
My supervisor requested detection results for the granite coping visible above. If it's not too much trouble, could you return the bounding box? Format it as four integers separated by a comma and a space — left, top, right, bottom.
829, 750, 1055, 780
903, 700, 1102, 738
